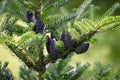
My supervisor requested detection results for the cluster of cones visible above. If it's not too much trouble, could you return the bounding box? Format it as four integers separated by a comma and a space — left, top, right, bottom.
26, 10, 45, 34
26, 10, 90, 61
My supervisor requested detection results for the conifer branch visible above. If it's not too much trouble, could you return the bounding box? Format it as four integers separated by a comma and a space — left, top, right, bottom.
44, 30, 96, 64
0, 0, 120, 80
101, 3, 120, 19
0, 61, 14, 80
46, 13, 77, 30
52, 0, 70, 14
5, 41, 41, 71
69, 63, 90, 80
76, 0, 92, 20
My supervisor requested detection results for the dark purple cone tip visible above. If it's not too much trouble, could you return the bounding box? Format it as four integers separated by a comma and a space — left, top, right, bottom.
66, 32, 75, 44
50, 38, 57, 47
34, 20, 45, 34
26, 10, 33, 23
46, 35, 52, 53
61, 31, 66, 41
61, 31, 75, 49
75, 42, 90, 54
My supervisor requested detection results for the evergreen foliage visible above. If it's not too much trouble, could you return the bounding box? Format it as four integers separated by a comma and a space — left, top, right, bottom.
0, 0, 120, 80
0, 61, 14, 80
0, 61, 120, 80
19, 65, 38, 80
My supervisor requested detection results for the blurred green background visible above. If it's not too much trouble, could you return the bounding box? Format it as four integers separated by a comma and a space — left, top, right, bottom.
0, 0, 120, 79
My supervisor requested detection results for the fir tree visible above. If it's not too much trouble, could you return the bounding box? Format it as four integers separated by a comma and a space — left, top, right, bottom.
0, 0, 120, 80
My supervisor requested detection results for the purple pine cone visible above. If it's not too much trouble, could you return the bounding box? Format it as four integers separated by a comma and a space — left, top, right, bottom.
49, 38, 60, 60
46, 36, 60, 60
46, 36, 51, 53
26, 10, 33, 23
75, 43, 90, 54
33, 20, 45, 34
61, 31, 75, 49
61, 31, 66, 41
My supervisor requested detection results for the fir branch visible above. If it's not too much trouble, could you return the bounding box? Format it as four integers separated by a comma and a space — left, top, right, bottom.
0, 15, 18, 35
100, 3, 120, 20
57, 56, 71, 74
78, 8, 90, 20
44, 31, 96, 64
0, 61, 14, 80
75, 0, 92, 20
17, 33, 46, 73
97, 16, 120, 32
1, 14, 11, 31
17, 31, 36, 45
0, 32, 12, 43
52, 0, 70, 14
46, 12, 77, 30
0, 0, 120, 80
45, 0, 92, 31
5, 41, 40, 71
20, 65, 38, 80
35, 34, 46, 74
68, 28, 81, 41
7, 8, 25, 21
45, 15, 120, 64
69, 63, 90, 80
44, 14, 64, 27
89, 4, 94, 20
81, 19, 96, 30
92, 62, 113, 80
74, 19, 96, 34
43, 0, 69, 17
99, 22, 120, 32
1, 62, 9, 70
